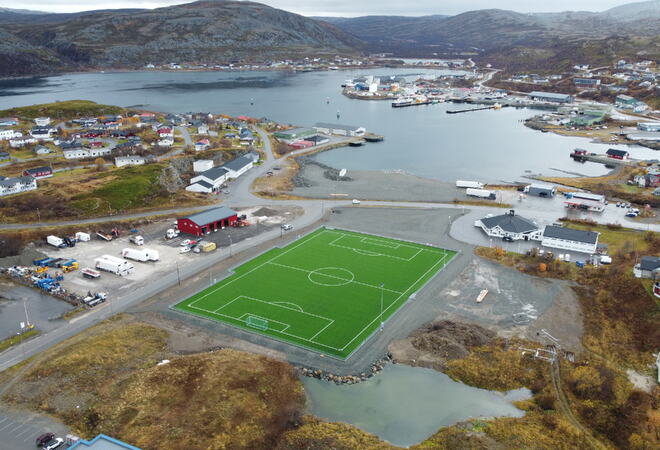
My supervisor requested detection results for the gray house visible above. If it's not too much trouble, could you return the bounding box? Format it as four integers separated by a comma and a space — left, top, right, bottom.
475, 210, 541, 241
633, 256, 660, 279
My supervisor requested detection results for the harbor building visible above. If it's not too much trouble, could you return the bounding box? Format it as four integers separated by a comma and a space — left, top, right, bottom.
528, 91, 574, 103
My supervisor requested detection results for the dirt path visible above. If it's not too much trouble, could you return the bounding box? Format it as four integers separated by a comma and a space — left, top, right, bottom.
550, 361, 609, 450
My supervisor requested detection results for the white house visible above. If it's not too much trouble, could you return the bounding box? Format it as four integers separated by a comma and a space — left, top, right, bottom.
0, 129, 21, 140
30, 126, 56, 140
193, 159, 214, 173
314, 122, 366, 137
474, 210, 541, 241
9, 138, 37, 148
115, 156, 146, 167
33, 145, 51, 155
541, 225, 599, 254
195, 139, 210, 152
63, 148, 112, 159
157, 137, 174, 147
198, 124, 209, 135
221, 155, 253, 178
187, 166, 228, 193
0, 176, 37, 197
34, 117, 51, 126
633, 256, 660, 279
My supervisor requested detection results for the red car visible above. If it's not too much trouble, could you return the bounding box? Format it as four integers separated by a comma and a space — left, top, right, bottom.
36, 432, 55, 447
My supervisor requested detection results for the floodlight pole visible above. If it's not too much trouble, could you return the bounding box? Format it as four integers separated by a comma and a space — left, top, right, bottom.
380, 282, 384, 329
176, 262, 181, 285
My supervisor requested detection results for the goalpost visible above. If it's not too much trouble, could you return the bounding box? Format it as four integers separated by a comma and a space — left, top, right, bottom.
245, 316, 269, 330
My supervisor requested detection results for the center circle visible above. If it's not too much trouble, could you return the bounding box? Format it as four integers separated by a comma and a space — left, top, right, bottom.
308, 267, 355, 286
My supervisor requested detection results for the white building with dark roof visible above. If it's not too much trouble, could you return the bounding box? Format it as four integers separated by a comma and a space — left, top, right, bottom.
0, 176, 37, 197
187, 166, 228, 194
314, 122, 366, 137
633, 256, 660, 279
541, 225, 599, 254
475, 210, 541, 241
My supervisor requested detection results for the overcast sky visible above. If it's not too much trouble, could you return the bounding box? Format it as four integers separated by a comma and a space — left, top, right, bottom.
0, 0, 636, 16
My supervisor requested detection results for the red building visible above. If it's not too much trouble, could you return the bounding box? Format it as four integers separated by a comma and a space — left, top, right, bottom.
177, 207, 237, 236
606, 149, 629, 160
23, 166, 53, 179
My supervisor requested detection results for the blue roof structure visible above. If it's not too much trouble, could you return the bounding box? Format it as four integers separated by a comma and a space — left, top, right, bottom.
69, 434, 141, 449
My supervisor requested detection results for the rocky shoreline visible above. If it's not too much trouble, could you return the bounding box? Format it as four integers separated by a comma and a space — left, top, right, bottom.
297, 354, 392, 384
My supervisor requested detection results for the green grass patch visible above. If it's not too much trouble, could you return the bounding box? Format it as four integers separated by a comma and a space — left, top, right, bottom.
71, 164, 164, 213
174, 228, 456, 359
0, 100, 124, 120
0, 328, 39, 353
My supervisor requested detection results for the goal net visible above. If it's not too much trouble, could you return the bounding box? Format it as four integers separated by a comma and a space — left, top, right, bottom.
245, 316, 269, 330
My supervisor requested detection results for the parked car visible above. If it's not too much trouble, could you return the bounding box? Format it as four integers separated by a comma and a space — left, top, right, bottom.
352, 199, 361, 205
36, 432, 55, 447
43, 438, 64, 450
502, 236, 514, 242
223, 189, 230, 194
180, 239, 191, 246
281, 224, 293, 231
179, 246, 191, 254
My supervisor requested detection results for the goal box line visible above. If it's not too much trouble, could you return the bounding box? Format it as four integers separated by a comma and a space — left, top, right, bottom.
324, 227, 455, 255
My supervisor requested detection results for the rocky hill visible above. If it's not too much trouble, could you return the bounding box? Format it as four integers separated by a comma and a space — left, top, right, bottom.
0, 1, 361, 76
322, 2, 660, 67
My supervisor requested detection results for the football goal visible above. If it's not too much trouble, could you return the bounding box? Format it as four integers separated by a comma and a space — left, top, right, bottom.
245, 316, 269, 330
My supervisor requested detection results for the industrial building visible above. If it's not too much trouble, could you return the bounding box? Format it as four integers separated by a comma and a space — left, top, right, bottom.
187, 166, 228, 194
475, 210, 541, 241
528, 91, 574, 103
177, 206, 238, 236
314, 122, 366, 137
524, 184, 556, 198
273, 127, 317, 143
541, 225, 599, 254
564, 192, 606, 212
606, 149, 630, 160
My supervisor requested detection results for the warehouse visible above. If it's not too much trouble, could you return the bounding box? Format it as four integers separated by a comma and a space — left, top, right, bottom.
475, 210, 541, 241
528, 91, 574, 103
541, 225, 599, 254
273, 127, 317, 143
524, 184, 556, 198
177, 206, 238, 236
314, 122, 366, 137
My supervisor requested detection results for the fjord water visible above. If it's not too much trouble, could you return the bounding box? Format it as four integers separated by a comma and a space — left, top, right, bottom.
303, 364, 530, 447
1, 70, 657, 182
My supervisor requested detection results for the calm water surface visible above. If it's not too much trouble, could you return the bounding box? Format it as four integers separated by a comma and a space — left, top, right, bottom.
0, 70, 656, 181
303, 364, 530, 447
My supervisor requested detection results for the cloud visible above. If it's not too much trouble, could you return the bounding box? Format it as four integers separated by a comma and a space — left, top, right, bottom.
0, 0, 634, 16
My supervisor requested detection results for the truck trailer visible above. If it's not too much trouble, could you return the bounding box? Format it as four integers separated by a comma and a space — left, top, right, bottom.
466, 188, 496, 200
94, 255, 135, 276
456, 180, 485, 189
121, 248, 159, 262
47, 235, 65, 247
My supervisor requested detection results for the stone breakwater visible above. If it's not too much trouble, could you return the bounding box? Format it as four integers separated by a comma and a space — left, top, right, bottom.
297, 354, 392, 384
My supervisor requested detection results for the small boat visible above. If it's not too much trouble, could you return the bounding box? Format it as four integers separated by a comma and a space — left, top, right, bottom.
349, 140, 365, 147
476, 289, 488, 303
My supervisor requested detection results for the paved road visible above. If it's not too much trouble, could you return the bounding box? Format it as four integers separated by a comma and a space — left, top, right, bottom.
175, 126, 193, 146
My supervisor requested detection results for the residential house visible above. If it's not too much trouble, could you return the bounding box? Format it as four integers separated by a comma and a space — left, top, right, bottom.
606, 149, 630, 160
239, 127, 254, 143
524, 184, 556, 198
245, 150, 260, 163
574, 78, 601, 88
633, 256, 660, 279
33, 145, 51, 155
34, 117, 51, 126
0, 129, 21, 140
23, 166, 53, 179
198, 124, 209, 135
655, 187, 660, 196
72, 117, 98, 127
63, 148, 112, 159
0, 176, 37, 197
541, 225, 599, 254
9, 138, 37, 148
474, 210, 541, 241
0, 152, 10, 161
115, 156, 145, 167
221, 155, 253, 178
187, 166, 228, 193
158, 127, 174, 138
157, 137, 174, 147
30, 126, 56, 140
194, 139, 210, 152
314, 122, 366, 137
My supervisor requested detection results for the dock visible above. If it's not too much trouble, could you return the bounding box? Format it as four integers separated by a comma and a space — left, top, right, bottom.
570, 151, 637, 166
447, 105, 503, 114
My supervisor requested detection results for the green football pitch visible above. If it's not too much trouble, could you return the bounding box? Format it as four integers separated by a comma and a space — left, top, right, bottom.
173, 227, 457, 359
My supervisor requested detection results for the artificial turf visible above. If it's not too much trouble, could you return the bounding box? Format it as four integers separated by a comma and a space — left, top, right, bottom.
173, 227, 456, 359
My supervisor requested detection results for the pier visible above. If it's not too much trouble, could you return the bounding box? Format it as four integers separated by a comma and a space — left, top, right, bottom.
570, 150, 637, 166
447, 105, 502, 114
